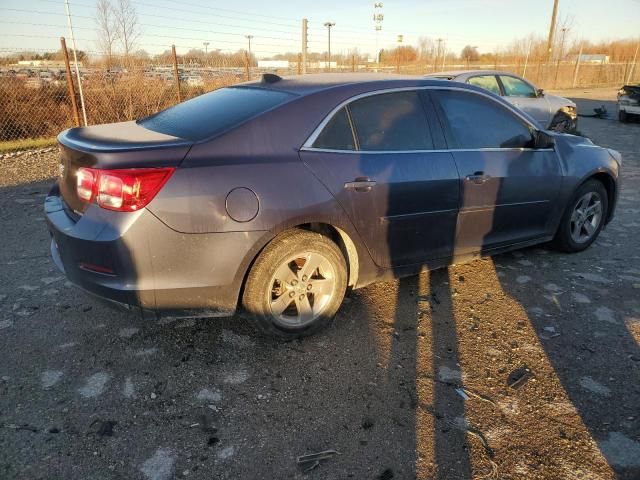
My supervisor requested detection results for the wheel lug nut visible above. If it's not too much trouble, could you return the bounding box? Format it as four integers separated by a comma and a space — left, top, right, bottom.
289, 292, 295, 298
302, 275, 308, 281
299, 294, 305, 301
291, 280, 298, 286
307, 284, 312, 290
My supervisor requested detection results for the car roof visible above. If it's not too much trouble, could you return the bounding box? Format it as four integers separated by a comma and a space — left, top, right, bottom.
238, 73, 458, 95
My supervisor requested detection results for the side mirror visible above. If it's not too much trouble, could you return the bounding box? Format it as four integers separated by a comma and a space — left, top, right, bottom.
536, 88, 544, 97
534, 130, 555, 149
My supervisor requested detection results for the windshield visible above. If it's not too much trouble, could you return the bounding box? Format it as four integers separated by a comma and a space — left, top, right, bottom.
138, 86, 295, 141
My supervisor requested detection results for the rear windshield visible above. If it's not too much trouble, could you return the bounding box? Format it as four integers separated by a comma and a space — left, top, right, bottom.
138, 86, 295, 141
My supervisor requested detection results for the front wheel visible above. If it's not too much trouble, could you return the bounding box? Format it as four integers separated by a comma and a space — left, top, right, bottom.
618, 109, 628, 123
550, 110, 577, 133
552, 179, 608, 253
242, 229, 347, 338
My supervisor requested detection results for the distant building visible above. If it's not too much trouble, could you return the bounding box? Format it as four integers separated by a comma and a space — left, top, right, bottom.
568, 54, 610, 64
309, 61, 338, 69
257, 60, 290, 69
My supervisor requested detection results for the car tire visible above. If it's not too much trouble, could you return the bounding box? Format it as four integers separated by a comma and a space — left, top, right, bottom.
550, 110, 577, 133
552, 179, 608, 253
618, 110, 628, 123
242, 229, 347, 338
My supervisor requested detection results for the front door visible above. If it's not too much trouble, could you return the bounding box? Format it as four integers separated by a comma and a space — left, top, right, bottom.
430, 89, 562, 255
301, 90, 459, 268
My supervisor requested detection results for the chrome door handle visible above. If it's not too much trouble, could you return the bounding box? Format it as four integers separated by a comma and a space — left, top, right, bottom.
465, 172, 491, 184
344, 177, 377, 192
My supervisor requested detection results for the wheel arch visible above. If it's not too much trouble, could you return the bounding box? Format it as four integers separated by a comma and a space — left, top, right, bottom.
578, 170, 617, 224
234, 221, 363, 313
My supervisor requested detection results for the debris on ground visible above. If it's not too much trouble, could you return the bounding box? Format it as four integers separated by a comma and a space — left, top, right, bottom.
578, 105, 609, 119
88, 419, 117, 437
296, 449, 340, 472
540, 326, 561, 340
507, 365, 534, 390
378, 468, 394, 479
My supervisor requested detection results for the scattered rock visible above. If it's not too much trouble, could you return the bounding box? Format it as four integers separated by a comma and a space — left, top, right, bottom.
41, 370, 63, 389
599, 432, 640, 468
196, 388, 221, 403
579, 376, 611, 397
141, 448, 176, 480
78, 372, 111, 398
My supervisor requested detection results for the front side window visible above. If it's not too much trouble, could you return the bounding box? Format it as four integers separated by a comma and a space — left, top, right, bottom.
349, 91, 433, 151
500, 76, 536, 98
312, 107, 355, 150
467, 75, 501, 95
433, 90, 534, 149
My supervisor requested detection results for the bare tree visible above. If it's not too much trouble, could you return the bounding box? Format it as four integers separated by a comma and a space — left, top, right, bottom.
96, 0, 118, 68
114, 0, 140, 58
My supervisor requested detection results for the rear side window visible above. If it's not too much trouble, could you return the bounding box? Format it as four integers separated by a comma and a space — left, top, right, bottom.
313, 107, 355, 150
432, 90, 534, 149
500, 76, 536, 98
349, 91, 433, 151
139, 87, 294, 141
467, 75, 501, 95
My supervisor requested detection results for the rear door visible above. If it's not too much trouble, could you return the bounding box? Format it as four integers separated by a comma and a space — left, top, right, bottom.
301, 90, 459, 268
498, 75, 551, 127
430, 88, 562, 255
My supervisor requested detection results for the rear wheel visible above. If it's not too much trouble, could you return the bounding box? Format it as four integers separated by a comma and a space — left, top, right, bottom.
552, 179, 608, 253
242, 229, 347, 338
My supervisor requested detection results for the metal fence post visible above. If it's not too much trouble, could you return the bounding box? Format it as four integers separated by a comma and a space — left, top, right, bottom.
244, 51, 251, 81
60, 37, 81, 127
301, 18, 308, 74
572, 43, 583, 88
171, 45, 182, 103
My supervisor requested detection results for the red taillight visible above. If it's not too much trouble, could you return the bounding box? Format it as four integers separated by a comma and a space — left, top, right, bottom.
76, 167, 175, 212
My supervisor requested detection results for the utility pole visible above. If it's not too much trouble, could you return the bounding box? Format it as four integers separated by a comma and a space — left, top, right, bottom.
245, 35, 253, 58
373, 2, 384, 67
324, 22, 335, 71
63, 0, 87, 126
546, 0, 559, 63
203, 42, 209, 55
301, 18, 308, 74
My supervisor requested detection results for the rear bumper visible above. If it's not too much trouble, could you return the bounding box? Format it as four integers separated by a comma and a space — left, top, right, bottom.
45, 187, 266, 318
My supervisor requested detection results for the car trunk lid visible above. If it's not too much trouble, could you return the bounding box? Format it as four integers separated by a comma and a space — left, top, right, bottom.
57, 120, 192, 216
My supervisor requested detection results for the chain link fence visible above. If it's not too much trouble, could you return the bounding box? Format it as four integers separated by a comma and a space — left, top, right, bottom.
1, 48, 638, 149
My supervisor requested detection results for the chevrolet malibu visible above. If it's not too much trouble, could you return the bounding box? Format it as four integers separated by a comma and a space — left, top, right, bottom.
45, 74, 621, 338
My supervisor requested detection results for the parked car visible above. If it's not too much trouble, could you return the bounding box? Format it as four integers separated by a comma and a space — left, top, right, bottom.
617, 84, 640, 122
425, 70, 577, 132
45, 74, 621, 338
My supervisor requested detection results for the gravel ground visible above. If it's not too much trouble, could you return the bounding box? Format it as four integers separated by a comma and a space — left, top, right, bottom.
1, 88, 639, 480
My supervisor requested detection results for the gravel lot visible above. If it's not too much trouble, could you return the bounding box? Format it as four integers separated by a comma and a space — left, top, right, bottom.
1, 88, 639, 480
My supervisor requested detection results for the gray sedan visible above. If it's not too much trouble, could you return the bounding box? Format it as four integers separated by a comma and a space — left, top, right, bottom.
425, 70, 577, 131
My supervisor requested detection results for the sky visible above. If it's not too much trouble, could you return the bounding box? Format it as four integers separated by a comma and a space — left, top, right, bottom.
0, 0, 638, 59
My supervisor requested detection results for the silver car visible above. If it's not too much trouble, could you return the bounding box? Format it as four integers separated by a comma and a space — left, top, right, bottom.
425, 70, 577, 132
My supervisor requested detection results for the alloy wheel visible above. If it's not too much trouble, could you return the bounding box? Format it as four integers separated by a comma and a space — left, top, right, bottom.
268, 252, 336, 327
570, 191, 603, 244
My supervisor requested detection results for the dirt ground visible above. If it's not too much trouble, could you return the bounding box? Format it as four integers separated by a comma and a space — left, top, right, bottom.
1, 88, 639, 480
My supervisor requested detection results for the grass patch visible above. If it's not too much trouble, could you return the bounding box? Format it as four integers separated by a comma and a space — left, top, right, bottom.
0, 137, 57, 153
